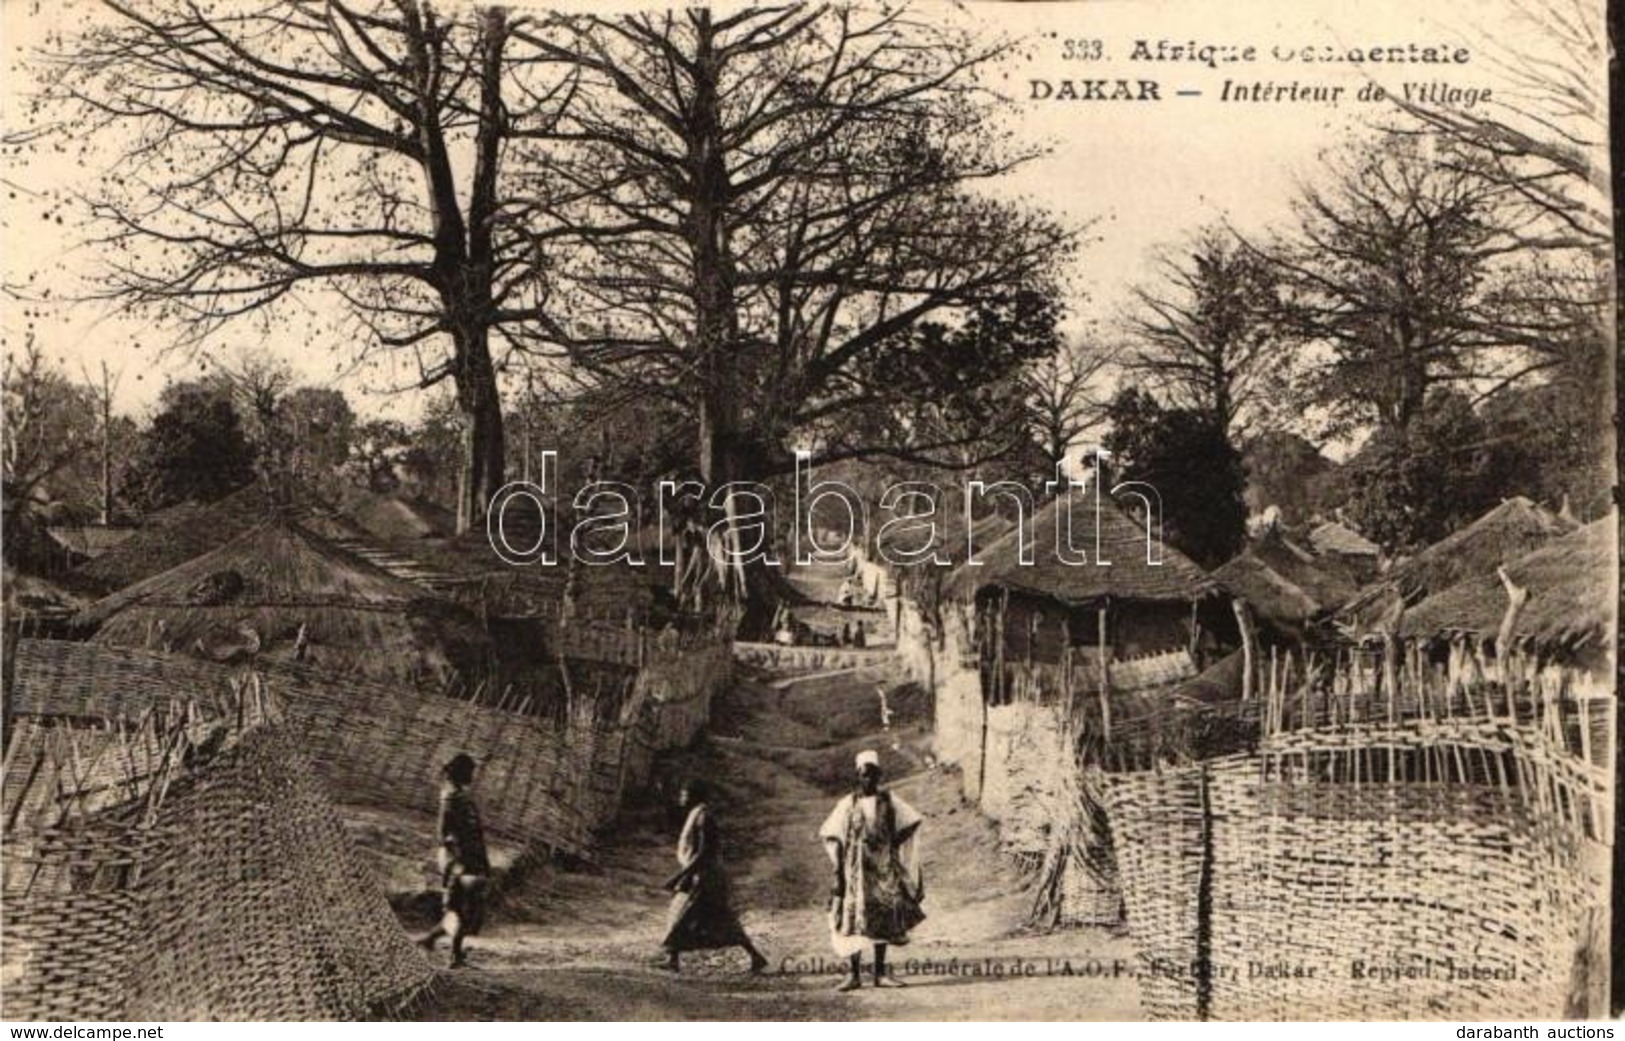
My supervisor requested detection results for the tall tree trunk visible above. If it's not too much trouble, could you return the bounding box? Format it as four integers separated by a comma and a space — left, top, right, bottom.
455, 329, 506, 536
689, 12, 749, 604
98, 363, 113, 526
413, 5, 511, 535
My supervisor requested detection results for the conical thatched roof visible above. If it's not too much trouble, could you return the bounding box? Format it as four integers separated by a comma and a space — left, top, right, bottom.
944, 484, 1215, 605
74, 483, 366, 595
2, 564, 87, 620
1339, 496, 1576, 634
45, 525, 138, 560
336, 490, 456, 541
876, 506, 1014, 559
1214, 530, 1358, 628
75, 519, 490, 689
1397, 516, 1615, 652
1308, 520, 1379, 558
401, 530, 665, 620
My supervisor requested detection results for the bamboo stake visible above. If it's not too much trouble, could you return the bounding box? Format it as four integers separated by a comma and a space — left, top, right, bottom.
1232, 599, 1256, 704
1096, 605, 1111, 743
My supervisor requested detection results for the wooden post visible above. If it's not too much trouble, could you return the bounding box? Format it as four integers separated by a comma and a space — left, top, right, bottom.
1096, 605, 1111, 741
1195, 763, 1215, 1021
1231, 599, 1256, 703
1062, 616, 1075, 715
1494, 565, 1530, 692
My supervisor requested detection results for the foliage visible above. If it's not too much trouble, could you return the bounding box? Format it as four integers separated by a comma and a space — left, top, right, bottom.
1268, 135, 1538, 438
1387, 0, 1608, 256
1124, 227, 1284, 436
1477, 308, 1615, 519
1338, 389, 1509, 552
1021, 334, 1114, 476
35, 2, 580, 530
838, 288, 1064, 480
3, 334, 97, 512
536, 8, 1076, 488
2, 334, 101, 565
121, 385, 256, 512
1102, 387, 1246, 568
1241, 430, 1337, 527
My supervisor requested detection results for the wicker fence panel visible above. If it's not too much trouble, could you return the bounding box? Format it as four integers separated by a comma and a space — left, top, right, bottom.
10, 637, 733, 857
1057, 846, 1124, 927
1052, 766, 1124, 927
1098, 711, 1611, 1020
4, 713, 433, 1020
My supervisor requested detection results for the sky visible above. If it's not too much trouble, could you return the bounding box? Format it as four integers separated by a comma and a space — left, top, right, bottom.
0, 0, 1603, 431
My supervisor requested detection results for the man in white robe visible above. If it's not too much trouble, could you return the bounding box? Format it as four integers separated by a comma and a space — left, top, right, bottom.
819, 749, 924, 991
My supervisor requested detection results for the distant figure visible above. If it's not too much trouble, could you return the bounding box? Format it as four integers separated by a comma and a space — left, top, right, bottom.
819, 750, 924, 991
774, 609, 797, 646
839, 622, 852, 646
418, 753, 490, 968
853, 621, 867, 649
660, 780, 769, 974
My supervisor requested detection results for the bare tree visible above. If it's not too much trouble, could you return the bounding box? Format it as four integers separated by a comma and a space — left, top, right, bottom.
77, 359, 123, 525
3, 333, 96, 550
206, 348, 294, 478
522, 6, 1074, 597
1263, 135, 1574, 437
35, 1, 578, 531
1388, 0, 1608, 256
1023, 338, 1113, 473
1123, 228, 1282, 438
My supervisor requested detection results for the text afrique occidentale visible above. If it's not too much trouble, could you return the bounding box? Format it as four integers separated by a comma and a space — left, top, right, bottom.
1116, 39, 1472, 69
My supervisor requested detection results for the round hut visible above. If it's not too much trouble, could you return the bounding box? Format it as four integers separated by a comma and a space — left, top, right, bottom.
72, 483, 366, 597
1397, 515, 1614, 681
72, 518, 491, 691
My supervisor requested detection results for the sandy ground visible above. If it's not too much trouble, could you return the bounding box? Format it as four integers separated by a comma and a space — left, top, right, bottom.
413, 614, 1143, 1020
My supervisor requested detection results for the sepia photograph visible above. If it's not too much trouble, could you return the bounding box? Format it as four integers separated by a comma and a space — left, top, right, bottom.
0, 0, 1617, 1025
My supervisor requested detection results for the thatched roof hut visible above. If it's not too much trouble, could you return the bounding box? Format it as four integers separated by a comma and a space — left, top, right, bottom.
1397, 517, 1614, 659
1214, 530, 1358, 633
942, 485, 1219, 672
74, 519, 491, 690
335, 490, 456, 541
1338, 497, 1575, 636
3, 565, 87, 626
45, 525, 138, 561
402, 531, 667, 622
945, 485, 1216, 606
1307, 519, 1380, 560
73, 484, 365, 596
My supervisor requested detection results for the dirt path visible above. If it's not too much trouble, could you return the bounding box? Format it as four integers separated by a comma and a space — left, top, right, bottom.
421, 570, 1140, 1020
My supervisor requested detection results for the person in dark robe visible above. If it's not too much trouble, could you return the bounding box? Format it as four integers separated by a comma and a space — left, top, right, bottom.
660, 779, 769, 974
819, 749, 924, 991
418, 753, 490, 968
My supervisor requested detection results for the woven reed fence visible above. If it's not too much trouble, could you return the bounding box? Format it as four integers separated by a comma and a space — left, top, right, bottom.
1096, 681, 1614, 1020
731, 642, 895, 672
616, 641, 728, 788
3, 692, 434, 1020
10, 637, 731, 857
1030, 752, 1123, 929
